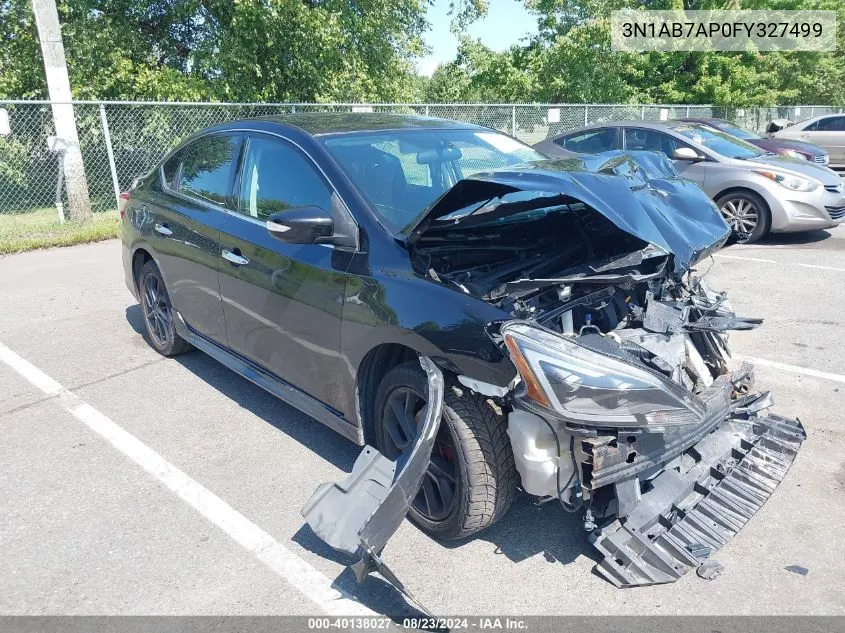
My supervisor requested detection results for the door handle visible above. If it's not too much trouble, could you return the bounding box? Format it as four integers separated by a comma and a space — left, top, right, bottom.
154, 223, 173, 236
222, 248, 249, 266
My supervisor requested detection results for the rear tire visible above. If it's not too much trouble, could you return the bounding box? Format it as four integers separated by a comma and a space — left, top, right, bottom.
374, 362, 518, 540
715, 190, 771, 243
137, 260, 191, 357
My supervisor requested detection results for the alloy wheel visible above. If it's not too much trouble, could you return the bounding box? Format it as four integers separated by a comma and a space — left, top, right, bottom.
142, 274, 172, 347
379, 386, 459, 522
719, 197, 759, 240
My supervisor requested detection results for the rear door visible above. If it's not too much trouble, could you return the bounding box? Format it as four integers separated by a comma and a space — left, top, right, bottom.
145, 133, 241, 342
217, 133, 355, 414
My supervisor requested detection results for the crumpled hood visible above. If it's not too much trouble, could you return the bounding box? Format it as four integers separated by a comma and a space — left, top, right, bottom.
409, 150, 730, 275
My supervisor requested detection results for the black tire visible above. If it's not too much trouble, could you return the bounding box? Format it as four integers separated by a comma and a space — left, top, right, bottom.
715, 190, 771, 244
137, 260, 191, 357
374, 362, 518, 540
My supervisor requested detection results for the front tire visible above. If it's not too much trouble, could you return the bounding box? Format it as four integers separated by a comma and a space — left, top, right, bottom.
716, 190, 771, 243
374, 362, 518, 540
138, 260, 191, 357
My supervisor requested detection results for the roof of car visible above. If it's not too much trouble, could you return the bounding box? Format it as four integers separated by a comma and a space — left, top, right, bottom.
681, 117, 723, 123
561, 120, 691, 132
220, 112, 487, 136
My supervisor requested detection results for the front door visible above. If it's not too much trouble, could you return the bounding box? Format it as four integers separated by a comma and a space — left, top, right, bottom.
623, 127, 709, 186
218, 133, 354, 416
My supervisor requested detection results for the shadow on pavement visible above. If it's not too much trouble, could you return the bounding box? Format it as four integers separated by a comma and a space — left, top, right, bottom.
125, 304, 360, 474
126, 303, 597, 615
758, 229, 833, 245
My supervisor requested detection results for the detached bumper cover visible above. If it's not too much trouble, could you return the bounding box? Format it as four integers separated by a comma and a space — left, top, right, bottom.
591, 400, 805, 587
301, 356, 444, 612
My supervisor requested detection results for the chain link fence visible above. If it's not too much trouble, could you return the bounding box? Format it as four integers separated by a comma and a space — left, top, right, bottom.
1, 100, 842, 217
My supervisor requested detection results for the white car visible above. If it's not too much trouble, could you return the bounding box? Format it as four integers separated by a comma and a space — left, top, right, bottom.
771, 114, 845, 171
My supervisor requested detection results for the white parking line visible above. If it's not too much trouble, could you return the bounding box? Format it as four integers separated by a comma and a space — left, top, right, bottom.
715, 253, 845, 273
0, 341, 376, 617
736, 354, 845, 385
797, 263, 845, 273
714, 254, 778, 264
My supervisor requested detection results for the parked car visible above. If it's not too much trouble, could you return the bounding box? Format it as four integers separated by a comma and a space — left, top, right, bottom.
771, 114, 845, 171
535, 120, 845, 242
121, 115, 803, 596
681, 117, 829, 165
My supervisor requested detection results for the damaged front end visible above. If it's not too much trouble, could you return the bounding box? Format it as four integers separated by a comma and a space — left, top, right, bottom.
302, 152, 805, 598
497, 285, 805, 587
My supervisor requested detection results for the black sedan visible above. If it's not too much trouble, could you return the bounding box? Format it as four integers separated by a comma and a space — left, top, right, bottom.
682, 117, 829, 165
120, 114, 803, 596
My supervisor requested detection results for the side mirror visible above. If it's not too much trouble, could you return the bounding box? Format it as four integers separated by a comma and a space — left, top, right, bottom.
266, 206, 333, 244
671, 147, 705, 162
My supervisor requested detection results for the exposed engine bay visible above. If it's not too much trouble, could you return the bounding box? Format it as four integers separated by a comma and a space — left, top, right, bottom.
301, 154, 805, 607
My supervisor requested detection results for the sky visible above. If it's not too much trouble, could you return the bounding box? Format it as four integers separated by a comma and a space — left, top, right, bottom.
416, 0, 538, 77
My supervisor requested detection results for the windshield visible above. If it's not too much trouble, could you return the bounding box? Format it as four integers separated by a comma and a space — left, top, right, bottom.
708, 121, 760, 141
669, 123, 761, 160
322, 129, 544, 233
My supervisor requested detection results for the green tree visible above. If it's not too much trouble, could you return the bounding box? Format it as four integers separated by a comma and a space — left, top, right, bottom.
426, 0, 845, 106
0, 0, 430, 102
425, 37, 537, 102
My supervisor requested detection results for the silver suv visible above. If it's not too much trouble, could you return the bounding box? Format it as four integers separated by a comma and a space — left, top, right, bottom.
535, 120, 845, 242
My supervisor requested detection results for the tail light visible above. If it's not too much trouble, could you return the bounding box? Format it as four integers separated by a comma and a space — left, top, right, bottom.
118, 191, 131, 219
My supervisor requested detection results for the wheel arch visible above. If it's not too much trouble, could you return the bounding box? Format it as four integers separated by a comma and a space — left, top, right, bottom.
355, 343, 423, 444
712, 186, 773, 219
131, 247, 153, 293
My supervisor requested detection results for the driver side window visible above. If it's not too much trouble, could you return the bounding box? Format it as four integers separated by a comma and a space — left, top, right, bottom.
237, 136, 332, 220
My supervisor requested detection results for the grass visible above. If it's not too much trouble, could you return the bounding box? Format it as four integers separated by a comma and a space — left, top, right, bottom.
0, 208, 120, 255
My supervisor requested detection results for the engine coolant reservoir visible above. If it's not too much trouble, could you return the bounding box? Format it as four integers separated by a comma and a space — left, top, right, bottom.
507, 409, 573, 497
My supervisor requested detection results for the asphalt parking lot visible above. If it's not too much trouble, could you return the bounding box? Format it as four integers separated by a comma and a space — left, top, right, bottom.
1, 229, 844, 616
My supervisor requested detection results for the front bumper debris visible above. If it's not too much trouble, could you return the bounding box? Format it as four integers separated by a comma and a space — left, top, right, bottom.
301, 356, 444, 614
590, 393, 805, 587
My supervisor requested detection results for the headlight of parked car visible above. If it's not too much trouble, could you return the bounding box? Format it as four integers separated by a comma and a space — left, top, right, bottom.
777, 149, 808, 161
752, 169, 819, 192
501, 322, 704, 428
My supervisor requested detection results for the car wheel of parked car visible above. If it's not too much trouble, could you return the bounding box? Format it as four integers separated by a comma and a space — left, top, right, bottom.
715, 191, 771, 243
138, 260, 192, 357
374, 362, 518, 540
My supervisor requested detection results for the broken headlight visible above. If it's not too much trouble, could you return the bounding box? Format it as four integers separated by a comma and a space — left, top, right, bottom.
502, 322, 704, 428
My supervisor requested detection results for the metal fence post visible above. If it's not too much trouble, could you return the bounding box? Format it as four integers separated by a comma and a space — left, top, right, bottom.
99, 103, 121, 210
511, 105, 516, 136
641, 105, 645, 120
584, 105, 589, 125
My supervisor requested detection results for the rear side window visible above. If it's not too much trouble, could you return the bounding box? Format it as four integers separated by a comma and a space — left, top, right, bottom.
238, 136, 332, 219
556, 128, 617, 153
817, 116, 845, 132
177, 135, 240, 206
161, 153, 180, 189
